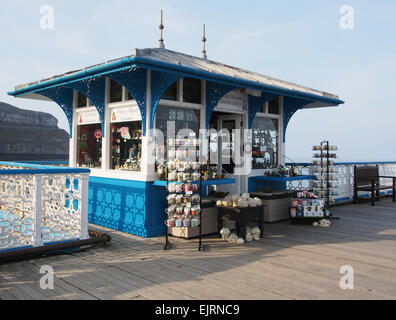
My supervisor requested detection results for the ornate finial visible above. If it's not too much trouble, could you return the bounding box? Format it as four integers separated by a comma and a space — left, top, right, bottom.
159, 10, 165, 49
202, 24, 207, 59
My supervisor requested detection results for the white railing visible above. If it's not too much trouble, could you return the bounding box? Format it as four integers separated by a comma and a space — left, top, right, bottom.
286, 162, 396, 203
0, 162, 90, 251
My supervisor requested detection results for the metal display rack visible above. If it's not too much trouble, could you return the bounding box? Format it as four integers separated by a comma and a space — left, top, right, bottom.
312, 141, 338, 217
164, 167, 203, 251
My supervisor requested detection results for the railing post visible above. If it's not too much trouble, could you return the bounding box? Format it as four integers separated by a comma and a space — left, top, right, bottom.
80, 173, 90, 240
33, 174, 43, 248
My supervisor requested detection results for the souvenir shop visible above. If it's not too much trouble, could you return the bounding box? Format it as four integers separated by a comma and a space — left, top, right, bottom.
8, 47, 343, 238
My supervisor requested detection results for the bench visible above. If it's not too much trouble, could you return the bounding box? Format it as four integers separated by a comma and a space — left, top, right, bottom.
354, 165, 396, 206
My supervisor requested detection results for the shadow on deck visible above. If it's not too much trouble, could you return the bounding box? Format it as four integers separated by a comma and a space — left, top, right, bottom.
0, 198, 395, 300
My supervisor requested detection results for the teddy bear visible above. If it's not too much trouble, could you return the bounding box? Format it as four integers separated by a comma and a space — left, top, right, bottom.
252, 227, 261, 241
220, 227, 231, 241
246, 227, 254, 242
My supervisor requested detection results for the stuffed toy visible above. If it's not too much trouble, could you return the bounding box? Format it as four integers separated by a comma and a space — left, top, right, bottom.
252, 227, 261, 241
237, 238, 245, 245
220, 227, 231, 241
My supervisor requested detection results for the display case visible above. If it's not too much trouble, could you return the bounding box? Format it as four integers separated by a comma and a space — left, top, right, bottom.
110, 121, 142, 171
77, 123, 102, 168
251, 117, 279, 169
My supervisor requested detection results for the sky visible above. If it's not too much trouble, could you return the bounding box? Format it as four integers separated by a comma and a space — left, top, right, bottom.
1, 0, 395, 162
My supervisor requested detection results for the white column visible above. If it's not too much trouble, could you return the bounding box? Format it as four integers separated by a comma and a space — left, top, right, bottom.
280, 96, 286, 166
101, 78, 110, 171
33, 174, 43, 247
80, 173, 90, 240
200, 80, 208, 163
69, 91, 78, 167
142, 69, 156, 180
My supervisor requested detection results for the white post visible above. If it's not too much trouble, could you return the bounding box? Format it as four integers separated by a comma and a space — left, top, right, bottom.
33, 175, 43, 247
80, 173, 90, 240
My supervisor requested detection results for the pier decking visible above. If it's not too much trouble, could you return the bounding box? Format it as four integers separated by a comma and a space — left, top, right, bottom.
1, 199, 395, 300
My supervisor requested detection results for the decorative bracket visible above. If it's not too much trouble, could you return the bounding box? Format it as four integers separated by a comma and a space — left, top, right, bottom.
206, 81, 237, 129
107, 68, 148, 135
37, 87, 74, 138
283, 96, 312, 142
248, 92, 279, 129
66, 77, 106, 137
150, 70, 181, 132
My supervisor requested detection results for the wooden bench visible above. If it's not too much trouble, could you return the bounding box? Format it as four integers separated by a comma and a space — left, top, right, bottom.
354, 165, 396, 206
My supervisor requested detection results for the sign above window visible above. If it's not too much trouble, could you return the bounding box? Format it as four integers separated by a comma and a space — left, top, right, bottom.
78, 110, 101, 125
111, 106, 142, 123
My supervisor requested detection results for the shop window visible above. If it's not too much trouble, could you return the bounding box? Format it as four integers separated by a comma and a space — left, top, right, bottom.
183, 78, 202, 104
155, 106, 200, 166
252, 117, 279, 169
77, 92, 88, 108
268, 98, 280, 115
77, 124, 102, 168
111, 121, 142, 172
110, 80, 123, 103
162, 82, 178, 101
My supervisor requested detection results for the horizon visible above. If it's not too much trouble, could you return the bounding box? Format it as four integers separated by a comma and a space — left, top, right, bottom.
1, 0, 395, 163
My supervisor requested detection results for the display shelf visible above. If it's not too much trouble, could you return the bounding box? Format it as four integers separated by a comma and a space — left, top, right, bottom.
153, 179, 236, 187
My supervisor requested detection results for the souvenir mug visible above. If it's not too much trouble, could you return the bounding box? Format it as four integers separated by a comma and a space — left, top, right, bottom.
191, 206, 201, 215
183, 173, 191, 181
166, 205, 176, 215
167, 183, 176, 193
175, 195, 183, 205
167, 218, 175, 227
183, 196, 190, 205
177, 172, 184, 182
176, 183, 184, 193
175, 219, 183, 227
183, 219, 191, 227
176, 206, 184, 215
168, 171, 177, 181
184, 207, 191, 215
192, 184, 199, 192
192, 173, 200, 181
191, 195, 200, 205
191, 217, 200, 228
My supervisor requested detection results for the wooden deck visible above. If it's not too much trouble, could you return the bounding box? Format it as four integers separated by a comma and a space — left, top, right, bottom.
1, 199, 396, 300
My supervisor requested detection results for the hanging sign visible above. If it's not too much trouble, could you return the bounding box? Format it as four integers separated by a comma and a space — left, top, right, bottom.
78, 110, 101, 125
111, 106, 141, 123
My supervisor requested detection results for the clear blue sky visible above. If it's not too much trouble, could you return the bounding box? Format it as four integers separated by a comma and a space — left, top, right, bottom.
1, 0, 395, 162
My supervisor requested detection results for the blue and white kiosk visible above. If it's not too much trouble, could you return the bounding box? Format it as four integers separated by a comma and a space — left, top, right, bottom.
8, 42, 343, 238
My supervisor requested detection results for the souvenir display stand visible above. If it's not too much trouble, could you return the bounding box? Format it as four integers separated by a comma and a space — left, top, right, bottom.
289, 191, 327, 224
164, 166, 203, 252
312, 141, 339, 219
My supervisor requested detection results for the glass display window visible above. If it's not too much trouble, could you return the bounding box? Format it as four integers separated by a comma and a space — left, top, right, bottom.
252, 117, 279, 169
162, 82, 178, 101
268, 98, 280, 115
77, 92, 88, 109
77, 124, 102, 168
155, 106, 200, 166
110, 121, 142, 172
110, 80, 123, 103
183, 78, 202, 104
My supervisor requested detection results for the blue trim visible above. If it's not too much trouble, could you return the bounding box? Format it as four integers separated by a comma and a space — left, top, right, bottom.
150, 70, 181, 132
107, 68, 148, 135
0, 245, 34, 253
65, 77, 106, 137
37, 87, 74, 138
206, 81, 237, 129
248, 92, 279, 129
0, 168, 90, 175
8, 56, 344, 107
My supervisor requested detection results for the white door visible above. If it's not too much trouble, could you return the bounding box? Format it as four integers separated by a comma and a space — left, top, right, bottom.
215, 115, 244, 195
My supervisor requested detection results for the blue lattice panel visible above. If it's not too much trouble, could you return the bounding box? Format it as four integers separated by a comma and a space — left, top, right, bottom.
88, 177, 166, 238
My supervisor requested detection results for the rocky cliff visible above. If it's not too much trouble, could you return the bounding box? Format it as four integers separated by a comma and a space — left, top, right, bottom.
0, 102, 69, 161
